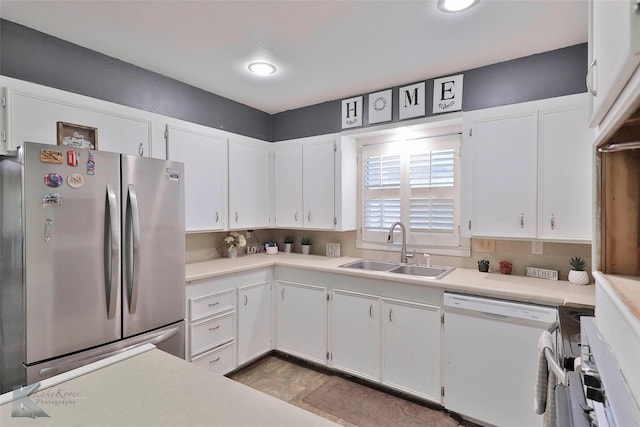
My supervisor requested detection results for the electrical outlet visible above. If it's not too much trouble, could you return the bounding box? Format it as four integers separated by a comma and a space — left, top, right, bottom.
531, 241, 544, 255
475, 239, 495, 253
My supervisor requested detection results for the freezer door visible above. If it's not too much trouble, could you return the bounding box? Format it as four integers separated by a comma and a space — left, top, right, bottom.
24, 143, 122, 364
121, 155, 185, 337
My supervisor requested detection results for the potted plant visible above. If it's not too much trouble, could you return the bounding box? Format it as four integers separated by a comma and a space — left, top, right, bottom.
478, 259, 490, 273
283, 235, 294, 253
301, 237, 312, 255
265, 241, 278, 255
568, 256, 589, 285
224, 231, 246, 258
499, 260, 512, 275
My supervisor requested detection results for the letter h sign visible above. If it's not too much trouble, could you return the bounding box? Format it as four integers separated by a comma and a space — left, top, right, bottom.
342, 96, 363, 129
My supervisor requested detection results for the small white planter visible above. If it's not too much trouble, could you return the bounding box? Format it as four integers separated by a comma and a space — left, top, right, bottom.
265, 245, 278, 255
301, 245, 311, 255
227, 247, 238, 258
568, 270, 589, 285
284, 243, 292, 253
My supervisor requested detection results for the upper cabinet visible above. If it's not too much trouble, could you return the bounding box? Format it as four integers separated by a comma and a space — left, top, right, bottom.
588, 0, 640, 127
229, 136, 271, 230
463, 94, 593, 242
2, 88, 151, 156
166, 125, 227, 232
272, 135, 356, 231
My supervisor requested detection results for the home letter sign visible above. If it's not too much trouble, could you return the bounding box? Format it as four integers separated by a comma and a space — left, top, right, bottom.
399, 82, 425, 120
433, 74, 463, 114
342, 96, 363, 129
368, 89, 392, 124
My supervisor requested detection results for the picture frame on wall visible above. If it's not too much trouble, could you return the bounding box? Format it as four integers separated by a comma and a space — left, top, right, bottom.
57, 121, 98, 150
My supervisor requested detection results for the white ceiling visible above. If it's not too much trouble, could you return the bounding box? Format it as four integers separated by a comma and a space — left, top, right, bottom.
0, 0, 588, 115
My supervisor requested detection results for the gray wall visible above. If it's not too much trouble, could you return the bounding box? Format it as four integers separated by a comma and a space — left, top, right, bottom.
1, 19, 587, 142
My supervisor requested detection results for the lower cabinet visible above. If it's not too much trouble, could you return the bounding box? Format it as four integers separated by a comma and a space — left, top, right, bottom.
191, 341, 236, 375
330, 290, 381, 382
276, 281, 328, 365
237, 281, 272, 366
381, 299, 442, 402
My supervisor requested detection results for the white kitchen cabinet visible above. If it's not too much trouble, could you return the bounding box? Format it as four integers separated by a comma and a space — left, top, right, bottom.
381, 299, 442, 402
330, 290, 380, 382
538, 102, 594, 241
464, 94, 592, 241
3, 87, 151, 156
237, 281, 272, 366
191, 341, 236, 375
276, 281, 328, 365
272, 135, 357, 231
587, 0, 640, 126
228, 136, 270, 229
467, 106, 538, 239
166, 125, 227, 232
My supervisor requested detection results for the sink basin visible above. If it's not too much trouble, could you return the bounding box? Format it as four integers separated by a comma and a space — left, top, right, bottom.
339, 259, 400, 272
389, 265, 455, 279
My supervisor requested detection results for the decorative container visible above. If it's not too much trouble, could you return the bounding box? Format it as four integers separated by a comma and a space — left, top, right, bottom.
284, 243, 292, 253
301, 245, 311, 255
266, 245, 278, 255
568, 270, 589, 285
227, 247, 237, 258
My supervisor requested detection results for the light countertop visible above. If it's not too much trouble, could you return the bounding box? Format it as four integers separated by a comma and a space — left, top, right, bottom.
0, 347, 338, 427
186, 253, 595, 308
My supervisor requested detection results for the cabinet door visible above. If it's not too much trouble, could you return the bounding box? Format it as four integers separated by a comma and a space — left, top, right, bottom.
589, 0, 640, 125
167, 125, 227, 232
471, 111, 538, 238
539, 101, 593, 241
382, 300, 442, 402
330, 290, 380, 381
228, 137, 270, 229
276, 281, 327, 365
303, 139, 335, 229
273, 144, 303, 228
237, 282, 271, 366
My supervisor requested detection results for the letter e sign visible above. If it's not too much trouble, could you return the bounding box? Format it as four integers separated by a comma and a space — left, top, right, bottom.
433, 74, 463, 114
342, 96, 363, 129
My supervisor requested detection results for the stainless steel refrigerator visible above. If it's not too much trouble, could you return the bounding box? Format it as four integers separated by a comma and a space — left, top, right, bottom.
0, 141, 185, 393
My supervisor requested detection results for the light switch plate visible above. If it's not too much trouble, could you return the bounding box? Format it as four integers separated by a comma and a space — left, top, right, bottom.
326, 243, 341, 257
531, 241, 544, 255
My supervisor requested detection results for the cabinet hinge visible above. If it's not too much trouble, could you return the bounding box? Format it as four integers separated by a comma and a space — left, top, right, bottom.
1, 131, 6, 143
1, 96, 6, 108
468, 220, 472, 230
441, 313, 445, 324
333, 217, 337, 226
441, 386, 445, 397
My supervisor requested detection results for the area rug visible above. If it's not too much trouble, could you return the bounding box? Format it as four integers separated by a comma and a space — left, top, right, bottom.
302, 376, 459, 427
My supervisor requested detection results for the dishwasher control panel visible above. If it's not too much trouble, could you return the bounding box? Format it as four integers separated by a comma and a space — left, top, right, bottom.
443, 293, 558, 323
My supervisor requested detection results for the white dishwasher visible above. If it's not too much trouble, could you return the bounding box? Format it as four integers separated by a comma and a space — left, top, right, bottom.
443, 293, 557, 427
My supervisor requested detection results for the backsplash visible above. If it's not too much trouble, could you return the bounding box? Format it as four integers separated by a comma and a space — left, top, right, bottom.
186, 230, 592, 282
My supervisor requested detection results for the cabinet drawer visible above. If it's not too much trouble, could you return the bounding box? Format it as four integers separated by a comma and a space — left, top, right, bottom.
190, 312, 235, 356
190, 289, 235, 321
192, 341, 236, 375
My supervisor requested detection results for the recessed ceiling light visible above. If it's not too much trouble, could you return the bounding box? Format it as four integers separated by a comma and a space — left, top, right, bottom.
437, 0, 479, 12
248, 62, 276, 76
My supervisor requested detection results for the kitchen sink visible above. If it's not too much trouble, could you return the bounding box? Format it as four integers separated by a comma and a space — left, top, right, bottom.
338, 259, 400, 271
389, 264, 455, 279
339, 259, 454, 279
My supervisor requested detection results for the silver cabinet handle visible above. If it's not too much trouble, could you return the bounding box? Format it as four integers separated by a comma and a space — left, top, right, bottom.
138, 142, 144, 157
215, 211, 219, 223
235, 212, 239, 222
308, 212, 311, 222
389, 308, 393, 322
125, 184, 141, 315
551, 214, 555, 230
295, 211, 298, 222
369, 304, 373, 318
281, 288, 285, 300
208, 301, 220, 307
244, 295, 248, 306
520, 213, 524, 229
208, 325, 220, 332
209, 357, 221, 364
105, 184, 120, 320
586, 59, 597, 97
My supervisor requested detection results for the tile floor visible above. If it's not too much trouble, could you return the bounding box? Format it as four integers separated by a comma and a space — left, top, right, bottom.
229, 353, 465, 426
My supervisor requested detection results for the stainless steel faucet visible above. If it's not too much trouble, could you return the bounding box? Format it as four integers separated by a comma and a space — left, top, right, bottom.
388, 222, 413, 263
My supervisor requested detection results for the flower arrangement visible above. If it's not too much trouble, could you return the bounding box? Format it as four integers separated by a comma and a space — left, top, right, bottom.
224, 231, 246, 249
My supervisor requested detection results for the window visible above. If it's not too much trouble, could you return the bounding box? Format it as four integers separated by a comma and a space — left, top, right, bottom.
358, 132, 464, 254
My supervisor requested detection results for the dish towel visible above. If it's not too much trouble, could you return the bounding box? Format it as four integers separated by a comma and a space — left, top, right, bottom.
535, 329, 557, 427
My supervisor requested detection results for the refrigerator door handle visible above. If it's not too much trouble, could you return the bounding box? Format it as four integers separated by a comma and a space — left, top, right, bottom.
126, 184, 142, 314
105, 184, 119, 320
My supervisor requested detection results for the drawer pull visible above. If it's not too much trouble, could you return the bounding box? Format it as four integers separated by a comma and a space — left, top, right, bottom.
208, 301, 220, 307
209, 357, 221, 364
208, 325, 221, 332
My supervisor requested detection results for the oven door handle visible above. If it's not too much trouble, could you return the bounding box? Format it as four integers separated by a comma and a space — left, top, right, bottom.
545, 347, 567, 386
